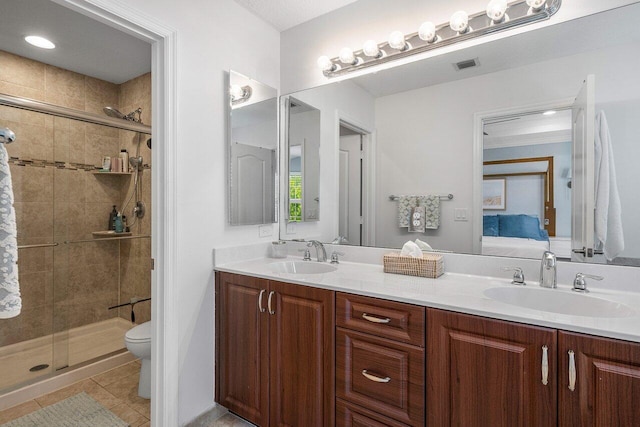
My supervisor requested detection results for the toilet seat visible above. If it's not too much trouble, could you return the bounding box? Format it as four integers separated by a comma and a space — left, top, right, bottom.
125, 321, 151, 343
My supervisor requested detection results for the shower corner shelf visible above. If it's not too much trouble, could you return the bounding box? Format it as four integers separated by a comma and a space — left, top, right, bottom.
92, 231, 132, 238
92, 171, 133, 176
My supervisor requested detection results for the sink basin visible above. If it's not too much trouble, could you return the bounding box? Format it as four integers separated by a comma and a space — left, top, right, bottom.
484, 287, 637, 318
269, 261, 337, 275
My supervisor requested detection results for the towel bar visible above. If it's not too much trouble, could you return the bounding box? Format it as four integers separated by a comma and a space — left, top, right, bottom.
388, 194, 453, 201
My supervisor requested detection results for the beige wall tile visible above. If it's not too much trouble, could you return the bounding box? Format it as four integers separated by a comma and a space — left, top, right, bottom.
85, 77, 119, 116
0, 51, 45, 91
44, 65, 85, 109
0, 81, 45, 102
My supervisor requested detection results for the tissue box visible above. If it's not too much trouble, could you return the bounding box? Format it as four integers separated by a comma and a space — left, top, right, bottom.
383, 252, 444, 278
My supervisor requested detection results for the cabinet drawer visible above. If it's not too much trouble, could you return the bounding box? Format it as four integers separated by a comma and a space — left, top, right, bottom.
337, 399, 412, 427
336, 328, 425, 426
336, 293, 425, 347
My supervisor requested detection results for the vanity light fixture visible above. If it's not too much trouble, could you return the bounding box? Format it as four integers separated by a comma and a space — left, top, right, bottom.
543, 110, 557, 116
25, 35, 55, 49
230, 84, 252, 105
317, 0, 561, 78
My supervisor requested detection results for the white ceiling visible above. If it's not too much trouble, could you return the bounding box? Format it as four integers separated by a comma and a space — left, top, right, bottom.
233, 0, 359, 31
0, 0, 151, 84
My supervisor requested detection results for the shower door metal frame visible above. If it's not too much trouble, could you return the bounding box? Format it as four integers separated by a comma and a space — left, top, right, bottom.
0, 93, 152, 134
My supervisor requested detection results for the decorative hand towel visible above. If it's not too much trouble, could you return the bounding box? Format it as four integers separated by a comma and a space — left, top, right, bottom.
397, 196, 416, 228
408, 206, 426, 232
0, 143, 20, 319
418, 195, 441, 229
594, 111, 624, 261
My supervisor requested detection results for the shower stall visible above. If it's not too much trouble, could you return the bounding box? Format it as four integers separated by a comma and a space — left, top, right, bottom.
0, 90, 152, 395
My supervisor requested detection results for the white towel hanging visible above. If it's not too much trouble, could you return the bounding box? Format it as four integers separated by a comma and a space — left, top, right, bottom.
594, 110, 624, 261
0, 143, 20, 319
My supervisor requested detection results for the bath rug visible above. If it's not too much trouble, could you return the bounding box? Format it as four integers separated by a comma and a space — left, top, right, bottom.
0, 392, 128, 427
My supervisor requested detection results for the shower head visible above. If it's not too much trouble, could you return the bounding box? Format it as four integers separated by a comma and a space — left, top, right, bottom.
103, 106, 143, 123
103, 106, 127, 119
0, 127, 16, 144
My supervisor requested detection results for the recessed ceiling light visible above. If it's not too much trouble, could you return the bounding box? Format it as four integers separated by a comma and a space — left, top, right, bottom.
25, 36, 55, 49
543, 110, 556, 116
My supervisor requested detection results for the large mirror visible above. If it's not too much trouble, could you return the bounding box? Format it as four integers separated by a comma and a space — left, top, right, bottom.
279, 3, 640, 267
228, 70, 277, 225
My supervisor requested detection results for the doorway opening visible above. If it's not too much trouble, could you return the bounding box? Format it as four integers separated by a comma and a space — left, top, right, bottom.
338, 121, 371, 246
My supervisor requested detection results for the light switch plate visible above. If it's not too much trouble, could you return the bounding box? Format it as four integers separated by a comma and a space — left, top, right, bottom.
286, 222, 296, 234
259, 225, 273, 237
454, 208, 469, 221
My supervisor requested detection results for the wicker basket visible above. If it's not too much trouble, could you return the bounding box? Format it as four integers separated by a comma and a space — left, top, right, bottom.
383, 252, 444, 278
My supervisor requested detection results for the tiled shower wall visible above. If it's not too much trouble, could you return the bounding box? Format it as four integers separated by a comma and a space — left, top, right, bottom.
0, 50, 151, 347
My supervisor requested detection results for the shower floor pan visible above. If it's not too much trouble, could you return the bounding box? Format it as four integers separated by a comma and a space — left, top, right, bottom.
0, 317, 133, 391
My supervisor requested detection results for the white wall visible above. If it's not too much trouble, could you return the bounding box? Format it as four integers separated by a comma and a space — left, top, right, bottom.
280, 0, 638, 94
115, 0, 279, 424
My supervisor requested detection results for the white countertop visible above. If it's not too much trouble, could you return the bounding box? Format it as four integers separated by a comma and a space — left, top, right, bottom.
215, 256, 640, 343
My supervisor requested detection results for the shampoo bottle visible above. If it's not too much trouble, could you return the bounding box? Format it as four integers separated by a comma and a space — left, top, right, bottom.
119, 149, 129, 172
108, 205, 118, 230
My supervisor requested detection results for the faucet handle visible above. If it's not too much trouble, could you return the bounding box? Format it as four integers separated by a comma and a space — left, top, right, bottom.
298, 248, 311, 261
330, 251, 345, 264
503, 267, 526, 285
572, 273, 603, 293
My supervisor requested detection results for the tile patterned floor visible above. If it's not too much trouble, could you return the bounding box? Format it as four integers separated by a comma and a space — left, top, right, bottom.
0, 360, 150, 426
0, 359, 255, 427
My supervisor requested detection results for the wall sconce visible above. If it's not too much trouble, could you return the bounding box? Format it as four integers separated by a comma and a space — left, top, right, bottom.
318, 0, 561, 78
230, 84, 252, 105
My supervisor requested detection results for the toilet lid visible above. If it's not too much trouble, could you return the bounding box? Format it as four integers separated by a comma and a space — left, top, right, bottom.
126, 321, 151, 342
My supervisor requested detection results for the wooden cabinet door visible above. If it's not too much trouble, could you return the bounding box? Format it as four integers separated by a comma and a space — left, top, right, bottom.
427, 309, 557, 427
216, 272, 269, 426
559, 331, 640, 427
268, 280, 335, 427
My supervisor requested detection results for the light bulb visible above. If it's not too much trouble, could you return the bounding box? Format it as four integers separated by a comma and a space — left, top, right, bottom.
317, 55, 335, 72
388, 31, 407, 50
418, 22, 437, 43
230, 85, 244, 101
449, 11, 469, 33
526, 0, 546, 11
363, 40, 381, 57
486, 0, 508, 23
339, 47, 356, 64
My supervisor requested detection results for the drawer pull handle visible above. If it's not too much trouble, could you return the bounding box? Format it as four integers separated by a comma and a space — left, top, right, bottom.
541, 345, 549, 386
362, 369, 391, 383
258, 289, 266, 313
568, 350, 576, 391
362, 313, 391, 324
268, 291, 275, 315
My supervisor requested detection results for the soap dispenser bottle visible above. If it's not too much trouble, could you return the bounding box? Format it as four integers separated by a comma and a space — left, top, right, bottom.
108, 205, 118, 230
115, 212, 124, 233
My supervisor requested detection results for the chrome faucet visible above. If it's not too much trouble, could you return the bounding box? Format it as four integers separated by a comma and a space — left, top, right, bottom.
539, 251, 557, 288
306, 240, 327, 262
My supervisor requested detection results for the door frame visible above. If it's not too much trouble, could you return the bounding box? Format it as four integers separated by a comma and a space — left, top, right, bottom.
55, 1, 178, 426
472, 98, 574, 254
336, 113, 375, 246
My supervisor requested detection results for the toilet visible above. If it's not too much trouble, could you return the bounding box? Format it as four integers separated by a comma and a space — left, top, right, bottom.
124, 321, 151, 399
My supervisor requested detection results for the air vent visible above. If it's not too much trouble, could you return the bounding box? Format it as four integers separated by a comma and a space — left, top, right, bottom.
454, 58, 479, 71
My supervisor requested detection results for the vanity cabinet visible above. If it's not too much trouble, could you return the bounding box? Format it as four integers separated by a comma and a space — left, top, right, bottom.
427, 308, 558, 427
215, 272, 335, 427
336, 293, 425, 427
558, 331, 640, 427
